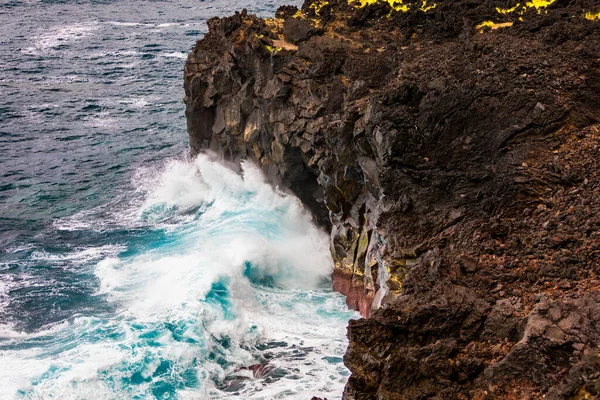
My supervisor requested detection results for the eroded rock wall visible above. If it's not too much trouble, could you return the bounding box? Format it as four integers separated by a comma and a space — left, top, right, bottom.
184, 0, 600, 398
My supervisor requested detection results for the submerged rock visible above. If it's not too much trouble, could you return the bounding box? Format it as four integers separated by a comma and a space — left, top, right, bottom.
185, 0, 600, 398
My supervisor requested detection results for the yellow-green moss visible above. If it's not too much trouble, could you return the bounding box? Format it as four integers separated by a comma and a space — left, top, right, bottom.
309, 0, 329, 16
386, 275, 403, 292
420, 1, 436, 12
352, 0, 409, 12
496, 4, 520, 14
348, 0, 440, 15
388, 259, 407, 272
355, 224, 370, 263
265, 45, 283, 53
389, 0, 409, 12
343, 236, 359, 269
476, 20, 514, 31
525, 0, 556, 10
494, 0, 556, 16
335, 260, 356, 271
585, 11, 600, 20
352, 268, 365, 278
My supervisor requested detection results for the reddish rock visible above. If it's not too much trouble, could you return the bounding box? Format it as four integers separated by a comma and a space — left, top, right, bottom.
332, 268, 374, 318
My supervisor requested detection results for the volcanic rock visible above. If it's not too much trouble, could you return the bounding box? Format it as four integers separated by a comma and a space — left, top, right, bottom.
184, 0, 600, 398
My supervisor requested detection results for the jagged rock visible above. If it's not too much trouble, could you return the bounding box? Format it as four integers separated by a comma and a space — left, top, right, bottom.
283, 17, 321, 44
184, 0, 600, 398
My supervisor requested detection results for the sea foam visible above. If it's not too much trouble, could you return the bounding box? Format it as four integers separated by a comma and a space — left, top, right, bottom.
0, 155, 355, 399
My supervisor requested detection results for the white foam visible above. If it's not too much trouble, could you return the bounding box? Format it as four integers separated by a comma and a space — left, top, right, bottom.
105, 21, 188, 28
106, 21, 143, 27
117, 96, 150, 109
0, 319, 71, 341
0, 273, 63, 316
53, 209, 110, 231
137, 157, 215, 212
160, 51, 188, 59
30, 245, 124, 263
156, 23, 185, 28
2, 155, 353, 399
0, 280, 10, 314
136, 155, 333, 286
4, 244, 34, 254
82, 112, 117, 128
23, 22, 99, 55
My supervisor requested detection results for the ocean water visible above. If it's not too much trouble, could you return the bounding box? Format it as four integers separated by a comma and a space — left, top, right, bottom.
0, 0, 357, 398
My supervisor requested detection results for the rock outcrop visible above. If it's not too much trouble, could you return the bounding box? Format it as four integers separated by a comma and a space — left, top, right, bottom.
184, 0, 600, 398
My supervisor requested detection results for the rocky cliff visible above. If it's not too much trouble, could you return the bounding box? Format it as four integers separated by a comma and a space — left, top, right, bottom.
184, 0, 600, 398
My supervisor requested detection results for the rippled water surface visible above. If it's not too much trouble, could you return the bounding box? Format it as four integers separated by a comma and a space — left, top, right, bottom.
0, 0, 357, 398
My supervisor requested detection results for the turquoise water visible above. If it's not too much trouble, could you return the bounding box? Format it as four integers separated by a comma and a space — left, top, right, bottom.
1, 157, 356, 398
0, 0, 357, 398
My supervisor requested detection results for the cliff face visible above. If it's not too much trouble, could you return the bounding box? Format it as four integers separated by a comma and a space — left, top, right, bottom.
184, 0, 600, 398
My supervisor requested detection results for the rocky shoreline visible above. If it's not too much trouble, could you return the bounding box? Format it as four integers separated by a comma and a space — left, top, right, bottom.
184, 0, 600, 398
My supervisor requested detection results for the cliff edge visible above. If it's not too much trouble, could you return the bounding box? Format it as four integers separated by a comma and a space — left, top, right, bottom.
184, 0, 600, 398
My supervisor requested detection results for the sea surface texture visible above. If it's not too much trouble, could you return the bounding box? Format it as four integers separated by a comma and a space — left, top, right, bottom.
0, 0, 356, 398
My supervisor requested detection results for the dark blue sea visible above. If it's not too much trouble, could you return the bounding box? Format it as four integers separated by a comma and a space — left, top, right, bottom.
0, 0, 356, 398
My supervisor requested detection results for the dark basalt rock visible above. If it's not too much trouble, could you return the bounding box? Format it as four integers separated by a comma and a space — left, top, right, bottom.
184, 0, 600, 398
283, 17, 322, 44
